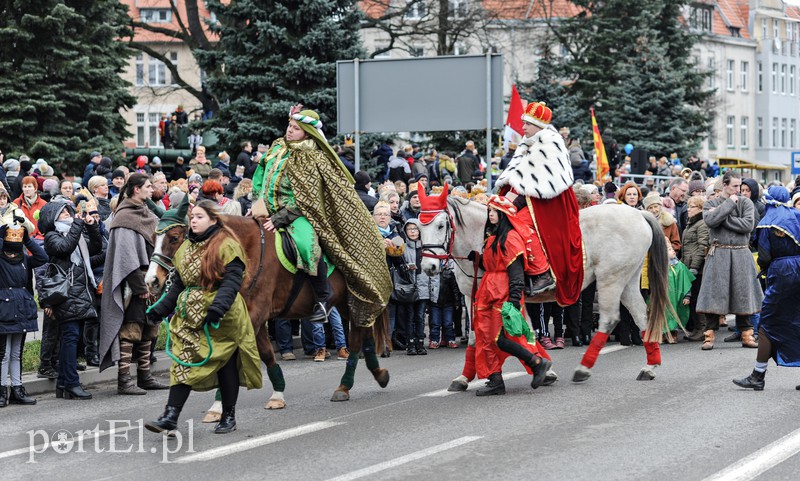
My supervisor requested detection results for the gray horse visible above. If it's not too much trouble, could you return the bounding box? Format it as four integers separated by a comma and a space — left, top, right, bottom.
417, 194, 671, 383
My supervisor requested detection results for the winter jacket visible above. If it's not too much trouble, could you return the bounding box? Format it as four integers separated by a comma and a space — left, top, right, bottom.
401, 219, 439, 301
681, 212, 709, 273
572, 160, 593, 183
0, 237, 48, 334
13, 194, 48, 240
456, 151, 481, 184
356, 185, 378, 212
657, 211, 682, 253
40, 202, 103, 322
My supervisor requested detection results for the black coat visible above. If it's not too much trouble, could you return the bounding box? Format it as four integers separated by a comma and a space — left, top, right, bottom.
40, 204, 103, 323
356, 186, 377, 212
0, 239, 48, 334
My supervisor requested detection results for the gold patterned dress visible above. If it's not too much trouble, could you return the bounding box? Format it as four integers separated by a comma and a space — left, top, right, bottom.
168, 237, 262, 391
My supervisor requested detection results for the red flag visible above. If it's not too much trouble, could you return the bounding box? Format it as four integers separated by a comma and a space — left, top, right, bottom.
590, 107, 610, 181
506, 85, 524, 136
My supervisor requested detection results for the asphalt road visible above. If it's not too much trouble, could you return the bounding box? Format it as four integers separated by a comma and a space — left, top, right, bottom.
2, 339, 799, 481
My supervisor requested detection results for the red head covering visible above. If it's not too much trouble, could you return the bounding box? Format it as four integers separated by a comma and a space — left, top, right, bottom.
418, 185, 449, 225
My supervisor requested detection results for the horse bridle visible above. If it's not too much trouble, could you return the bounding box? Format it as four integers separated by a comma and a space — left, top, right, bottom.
420, 209, 456, 261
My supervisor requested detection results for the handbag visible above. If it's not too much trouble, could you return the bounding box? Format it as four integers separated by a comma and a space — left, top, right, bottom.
38, 263, 71, 306
391, 267, 418, 303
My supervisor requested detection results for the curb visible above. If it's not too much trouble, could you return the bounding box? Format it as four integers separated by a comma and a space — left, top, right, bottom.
21, 340, 304, 397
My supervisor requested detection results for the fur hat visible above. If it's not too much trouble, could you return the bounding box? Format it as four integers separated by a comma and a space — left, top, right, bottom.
642, 193, 663, 209
688, 179, 705, 196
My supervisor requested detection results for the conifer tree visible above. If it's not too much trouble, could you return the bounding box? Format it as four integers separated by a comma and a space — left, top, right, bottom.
200, 0, 364, 149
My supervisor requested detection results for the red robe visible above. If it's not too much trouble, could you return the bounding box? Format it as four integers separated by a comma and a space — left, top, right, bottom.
473, 230, 549, 379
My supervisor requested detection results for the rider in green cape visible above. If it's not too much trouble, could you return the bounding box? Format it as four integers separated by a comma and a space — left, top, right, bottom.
252, 105, 391, 326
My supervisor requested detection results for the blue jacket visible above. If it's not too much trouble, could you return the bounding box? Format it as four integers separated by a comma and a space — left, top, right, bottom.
0, 237, 48, 334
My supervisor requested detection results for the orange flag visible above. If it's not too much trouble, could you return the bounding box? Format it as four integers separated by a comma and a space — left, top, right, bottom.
590, 107, 610, 181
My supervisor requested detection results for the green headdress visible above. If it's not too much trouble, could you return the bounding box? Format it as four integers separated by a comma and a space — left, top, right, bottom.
290, 107, 355, 184
156, 193, 190, 234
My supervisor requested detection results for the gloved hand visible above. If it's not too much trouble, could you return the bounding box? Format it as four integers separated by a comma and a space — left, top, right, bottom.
510, 300, 521, 310
146, 310, 163, 326
689, 268, 698, 276
13, 214, 25, 226
0, 224, 7, 240
467, 250, 480, 262
204, 310, 221, 328
22, 228, 29, 243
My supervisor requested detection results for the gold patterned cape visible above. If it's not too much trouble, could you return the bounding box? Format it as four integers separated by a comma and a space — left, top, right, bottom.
283, 139, 392, 327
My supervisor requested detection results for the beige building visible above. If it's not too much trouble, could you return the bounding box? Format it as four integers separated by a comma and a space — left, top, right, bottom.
120, 0, 211, 149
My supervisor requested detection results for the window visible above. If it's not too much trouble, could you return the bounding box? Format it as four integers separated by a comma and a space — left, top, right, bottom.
791, 66, 796, 95
757, 62, 763, 92
782, 64, 787, 94
136, 113, 146, 147
794, 23, 799, 42
788, 21, 792, 41
726, 116, 735, 148
373, 43, 391, 59
774, 19, 780, 39
448, 0, 467, 18
740, 117, 749, 148
791, 119, 797, 148
140, 8, 172, 23
135, 54, 144, 86
707, 56, 715, 89
411, 46, 424, 57
772, 63, 778, 93
405, 1, 426, 19
772, 117, 778, 147
762, 18, 768, 39
782, 118, 788, 148
726, 60, 734, 90
453, 43, 468, 56
740, 61, 748, 91
757, 117, 763, 148
147, 56, 167, 86
148, 113, 160, 147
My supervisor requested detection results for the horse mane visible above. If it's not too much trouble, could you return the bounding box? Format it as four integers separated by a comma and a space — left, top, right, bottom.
447, 196, 469, 229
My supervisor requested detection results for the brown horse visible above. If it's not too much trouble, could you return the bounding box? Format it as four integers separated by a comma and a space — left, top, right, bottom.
144, 215, 391, 420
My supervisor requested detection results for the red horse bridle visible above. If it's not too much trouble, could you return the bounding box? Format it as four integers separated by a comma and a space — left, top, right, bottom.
419, 209, 457, 261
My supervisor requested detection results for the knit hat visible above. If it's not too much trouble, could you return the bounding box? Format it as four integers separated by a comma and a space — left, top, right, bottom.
188, 173, 202, 185
792, 191, 800, 206
19, 154, 30, 163
112, 169, 126, 180
3, 159, 19, 172
406, 190, 419, 202
713, 177, 724, 192
19, 160, 32, 175
642, 194, 663, 209
603, 181, 618, 194
688, 179, 705, 196
42, 178, 59, 195
414, 172, 428, 182
40, 163, 54, 177
151, 156, 162, 166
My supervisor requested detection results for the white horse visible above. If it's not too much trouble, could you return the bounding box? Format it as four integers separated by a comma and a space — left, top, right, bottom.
417, 193, 671, 383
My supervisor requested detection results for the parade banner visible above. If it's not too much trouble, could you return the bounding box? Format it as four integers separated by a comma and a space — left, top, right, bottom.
591, 107, 610, 181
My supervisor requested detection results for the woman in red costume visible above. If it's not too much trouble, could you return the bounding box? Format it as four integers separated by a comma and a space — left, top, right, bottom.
450, 195, 552, 396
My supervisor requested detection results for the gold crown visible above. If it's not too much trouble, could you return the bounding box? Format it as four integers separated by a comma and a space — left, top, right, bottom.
4, 226, 25, 243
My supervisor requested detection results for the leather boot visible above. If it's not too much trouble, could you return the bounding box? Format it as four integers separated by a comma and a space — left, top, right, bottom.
733, 369, 765, 391
685, 314, 707, 342
406, 338, 417, 356
214, 406, 237, 434
118, 340, 146, 394
527, 271, 555, 295
308, 260, 331, 323
9, 385, 37, 405
475, 372, 505, 396
0, 386, 7, 408
741, 329, 758, 348
145, 405, 182, 434
135, 341, 168, 390
63, 385, 92, 400
701, 330, 715, 350
527, 355, 553, 389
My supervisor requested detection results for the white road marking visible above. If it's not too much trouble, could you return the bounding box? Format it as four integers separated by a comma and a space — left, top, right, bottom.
701, 426, 800, 481
599, 345, 630, 355
174, 421, 344, 463
0, 425, 138, 460
324, 436, 482, 481
418, 372, 527, 397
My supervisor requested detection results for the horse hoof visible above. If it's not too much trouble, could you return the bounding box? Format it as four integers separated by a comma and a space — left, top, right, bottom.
572, 365, 592, 383
265, 398, 286, 410
543, 369, 558, 386
636, 368, 656, 381
372, 368, 390, 388
331, 388, 350, 402
202, 411, 221, 423
447, 380, 468, 392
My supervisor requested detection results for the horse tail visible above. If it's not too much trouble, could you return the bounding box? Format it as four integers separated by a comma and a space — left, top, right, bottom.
641, 212, 671, 343
371, 307, 391, 355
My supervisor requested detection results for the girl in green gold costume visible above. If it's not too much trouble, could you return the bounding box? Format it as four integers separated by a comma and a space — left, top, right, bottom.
145, 200, 262, 436
252, 106, 392, 327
